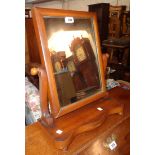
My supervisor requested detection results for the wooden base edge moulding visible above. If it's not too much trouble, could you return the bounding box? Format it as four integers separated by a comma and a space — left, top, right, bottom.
39, 95, 124, 151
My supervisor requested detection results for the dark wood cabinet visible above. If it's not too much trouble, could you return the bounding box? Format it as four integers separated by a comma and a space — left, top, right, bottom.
25, 17, 41, 64
108, 5, 127, 39
88, 3, 110, 47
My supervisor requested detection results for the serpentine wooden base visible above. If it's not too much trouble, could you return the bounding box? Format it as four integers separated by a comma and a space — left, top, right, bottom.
39, 92, 124, 150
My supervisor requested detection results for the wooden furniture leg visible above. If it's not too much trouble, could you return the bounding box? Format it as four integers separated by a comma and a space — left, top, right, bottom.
31, 66, 54, 127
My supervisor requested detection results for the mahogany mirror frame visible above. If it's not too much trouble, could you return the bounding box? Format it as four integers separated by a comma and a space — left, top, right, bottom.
31, 7, 107, 118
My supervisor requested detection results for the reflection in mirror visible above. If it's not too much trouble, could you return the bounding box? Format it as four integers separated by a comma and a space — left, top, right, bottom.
44, 17, 101, 107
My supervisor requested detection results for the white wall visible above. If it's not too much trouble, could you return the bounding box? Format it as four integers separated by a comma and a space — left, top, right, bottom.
26, 0, 130, 11
64, 0, 130, 11
33, 1, 64, 9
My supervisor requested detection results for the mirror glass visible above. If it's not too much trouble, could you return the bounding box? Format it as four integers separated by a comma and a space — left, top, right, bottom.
43, 16, 102, 107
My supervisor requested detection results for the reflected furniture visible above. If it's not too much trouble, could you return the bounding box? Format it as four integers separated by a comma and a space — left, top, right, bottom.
70, 37, 100, 89
63, 56, 87, 91
55, 71, 77, 106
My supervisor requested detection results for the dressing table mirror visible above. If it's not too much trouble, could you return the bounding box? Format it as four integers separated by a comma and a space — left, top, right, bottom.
31, 7, 123, 151
32, 7, 107, 118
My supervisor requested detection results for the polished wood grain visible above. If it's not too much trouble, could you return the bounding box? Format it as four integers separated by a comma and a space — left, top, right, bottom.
79, 118, 130, 155
48, 98, 123, 150
26, 87, 130, 155
31, 7, 107, 118
26, 123, 57, 155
